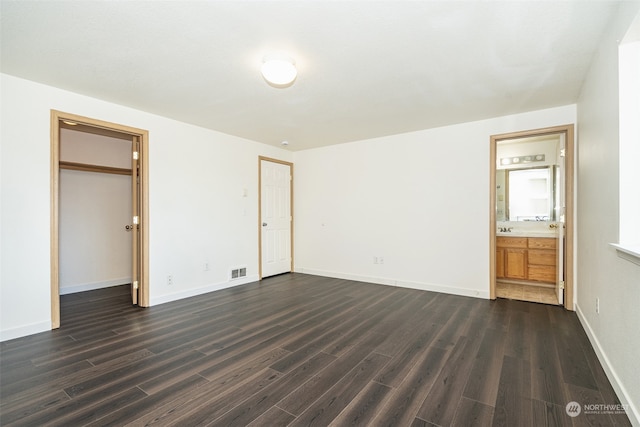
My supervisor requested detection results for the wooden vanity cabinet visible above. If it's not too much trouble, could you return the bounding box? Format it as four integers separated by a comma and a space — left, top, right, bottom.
496, 236, 557, 284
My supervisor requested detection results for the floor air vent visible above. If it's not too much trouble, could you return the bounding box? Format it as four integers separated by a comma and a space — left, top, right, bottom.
231, 267, 247, 280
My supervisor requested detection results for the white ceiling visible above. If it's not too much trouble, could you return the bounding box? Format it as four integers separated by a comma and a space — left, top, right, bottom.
0, 1, 621, 151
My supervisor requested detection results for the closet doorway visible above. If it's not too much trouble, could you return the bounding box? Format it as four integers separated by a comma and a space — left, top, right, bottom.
50, 111, 149, 329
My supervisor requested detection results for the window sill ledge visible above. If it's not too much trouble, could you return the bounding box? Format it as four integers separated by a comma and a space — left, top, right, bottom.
610, 243, 640, 266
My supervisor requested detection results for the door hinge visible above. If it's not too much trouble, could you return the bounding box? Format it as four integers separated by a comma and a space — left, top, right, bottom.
133, 281, 139, 290
560, 149, 566, 157
559, 281, 565, 290
133, 151, 139, 160
133, 216, 139, 225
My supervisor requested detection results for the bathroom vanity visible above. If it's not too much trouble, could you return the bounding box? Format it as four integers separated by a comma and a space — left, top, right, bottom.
496, 235, 557, 284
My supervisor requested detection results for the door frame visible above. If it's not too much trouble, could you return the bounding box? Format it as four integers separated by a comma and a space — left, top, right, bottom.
258, 156, 294, 279
50, 110, 150, 328
489, 124, 575, 310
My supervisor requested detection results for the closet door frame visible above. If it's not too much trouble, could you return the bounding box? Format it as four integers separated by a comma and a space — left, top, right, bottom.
50, 110, 150, 328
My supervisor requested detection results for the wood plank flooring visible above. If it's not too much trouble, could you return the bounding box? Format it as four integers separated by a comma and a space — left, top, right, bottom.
0, 273, 630, 426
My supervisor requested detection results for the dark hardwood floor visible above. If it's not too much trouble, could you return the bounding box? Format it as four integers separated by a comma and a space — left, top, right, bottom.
0, 273, 630, 426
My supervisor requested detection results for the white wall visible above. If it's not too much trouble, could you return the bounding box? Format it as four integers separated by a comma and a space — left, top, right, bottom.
0, 73, 292, 341
293, 105, 576, 298
575, 3, 640, 424
59, 170, 132, 294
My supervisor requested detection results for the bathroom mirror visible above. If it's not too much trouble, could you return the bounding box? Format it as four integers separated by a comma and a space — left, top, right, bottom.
496, 135, 560, 222
496, 166, 556, 221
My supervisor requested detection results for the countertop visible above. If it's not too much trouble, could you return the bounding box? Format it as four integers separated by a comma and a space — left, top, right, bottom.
496, 231, 558, 238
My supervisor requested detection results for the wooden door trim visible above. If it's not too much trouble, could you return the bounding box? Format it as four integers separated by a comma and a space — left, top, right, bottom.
489, 124, 575, 310
50, 110, 150, 329
131, 135, 139, 306
258, 156, 294, 279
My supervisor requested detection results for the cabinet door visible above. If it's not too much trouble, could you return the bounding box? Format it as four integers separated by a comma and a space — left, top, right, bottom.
496, 247, 505, 279
505, 249, 527, 279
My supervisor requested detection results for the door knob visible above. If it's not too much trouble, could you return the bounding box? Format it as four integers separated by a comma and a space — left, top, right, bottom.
262, 222, 267, 227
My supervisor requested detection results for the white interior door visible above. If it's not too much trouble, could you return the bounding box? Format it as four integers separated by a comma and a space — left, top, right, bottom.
556, 134, 565, 305
260, 159, 292, 278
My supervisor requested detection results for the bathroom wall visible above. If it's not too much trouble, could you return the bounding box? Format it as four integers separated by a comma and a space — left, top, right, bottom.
496, 138, 558, 170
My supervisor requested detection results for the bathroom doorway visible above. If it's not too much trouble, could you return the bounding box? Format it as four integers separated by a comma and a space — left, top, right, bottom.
489, 125, 574, 310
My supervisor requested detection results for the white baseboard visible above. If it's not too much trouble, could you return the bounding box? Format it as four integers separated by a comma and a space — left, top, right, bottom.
576, 303, 639, 426
149, 275, 260, 306
0, 321, 51, 343
1, 276, 260, 342
59, 277, 132, 295
294, 267, 489, 299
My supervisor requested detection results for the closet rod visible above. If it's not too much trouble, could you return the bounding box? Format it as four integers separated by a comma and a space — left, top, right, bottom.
59, 161, 132, 176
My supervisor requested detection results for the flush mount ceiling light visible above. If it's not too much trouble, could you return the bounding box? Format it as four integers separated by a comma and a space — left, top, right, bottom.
261, 54, 297, 87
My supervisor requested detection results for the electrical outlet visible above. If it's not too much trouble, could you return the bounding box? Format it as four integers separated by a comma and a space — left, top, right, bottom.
373, 256, 378, 264
167, 275, 173, 286
204, 262, 210, 271
596, 297, 600, 314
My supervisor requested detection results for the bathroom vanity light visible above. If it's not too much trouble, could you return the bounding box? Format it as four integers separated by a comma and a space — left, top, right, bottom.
500, 154, 545, 166
261, 54, 297, 87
